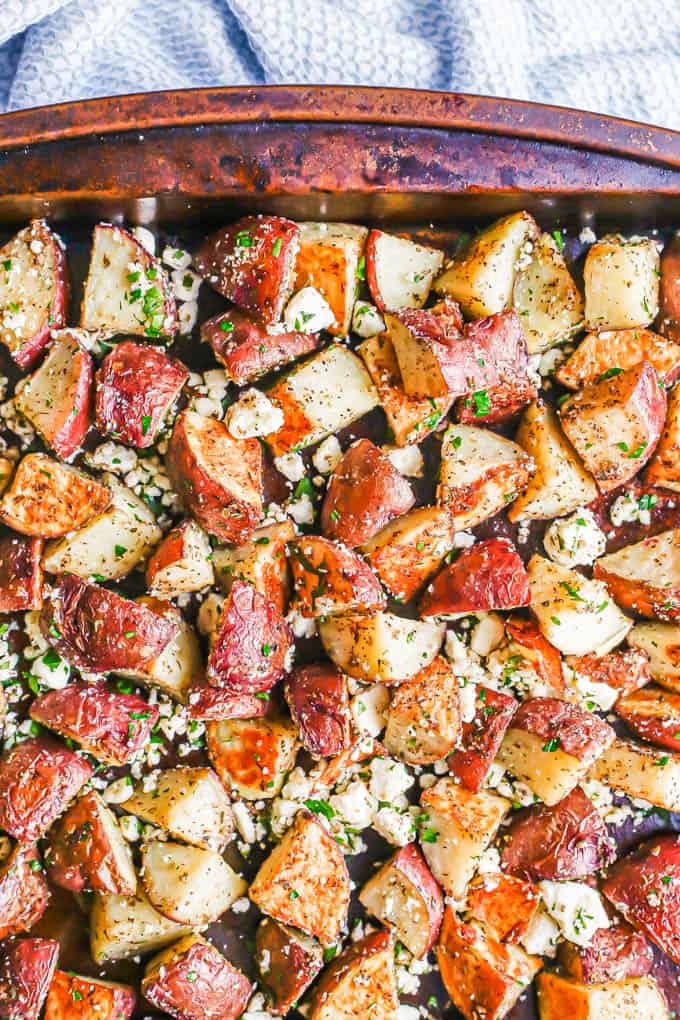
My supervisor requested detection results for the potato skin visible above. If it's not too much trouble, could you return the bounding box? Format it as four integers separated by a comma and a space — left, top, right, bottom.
45, 970, 136, 1020
557, 327, 680, 390
207, 580, 292, 694
362, 505, 455, 602
310, 929, 398, 1020
284, 663, 352, 758
660, 232, 680, 342
45, 790, 135, 895
420, 538, 530, 616
510, 697, 614, 762
0, 736, 92, 842
0, 455, 111, 539
321, 438, 414, 547
0, 531, 43, 611
202, 307, 319, 385
558, 922, 654, 984
207, 715, 298, 800
616, 686, 680, 750
289, 535, 386, 617
501, 785, 615, 881
566, 647, 651, 698
187, 681, 270, 721
195, 215, 299, 324
0, 937, 59, 1020
0, 843, 50, 939
95, 340, 188, 447
143, 936, 253, 1020
447, 686, 517, 792
30, 680, 159, 765
506, 617, 565, 692
593, 529, 680, 622
255, 919, 323, 1015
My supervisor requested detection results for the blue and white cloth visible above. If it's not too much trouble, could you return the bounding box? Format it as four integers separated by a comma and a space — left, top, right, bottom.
0, 0, 678, 129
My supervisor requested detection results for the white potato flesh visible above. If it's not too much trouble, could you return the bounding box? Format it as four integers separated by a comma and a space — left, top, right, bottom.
627, 621, 680, 693
359, 860, 435, 958
296, 221, 368, 335
43, 473, 161, 580
584, 236, 660, 331
15, 331, 86, 452
512, 232, 584, 353
384, 655, 461, 764
318, 611, 445, 684
212, 519, 294, 601
497, 728, 594, 806
91, 791, 138, 896
147, 519, 214, 598
434, 211, 538, 319
141, 840, 246, 925
117, 607, 201, 702
90, 885, 192, 963
537, 972, 670, 1020
120, 767, 233, 850
528, 554, 631, 656
591, 738, 680, 812
370, 231, 444, 310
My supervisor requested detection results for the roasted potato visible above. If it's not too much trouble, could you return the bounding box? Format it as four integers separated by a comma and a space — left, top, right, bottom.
594, 528, 680, 621
447, 685, 518, 792
512, 230, 584, 353
420, 537, 530, 617
44, 971, 136, 1020
186, 682, 270, 722
284, 663, 352, 758
384, 655, 461, 764
557, 327, 680, 390
289, 535, 386, 617
645, 381, 680, 490
592, 738, 680, 812
90, 885, 192, 964
466, 873, 539, 944
627, 621, 680, 692
255, 919, 323, 1015
505, 616, 565, 693
558, 923, 654, 984
0, 455, 111, 538
0, 937, 59, 1020
294, 221, 367, 335
140, 840, 246, 925
213, 519, 294, 614
0, 843, 50, 939
202, 306, 318, 385
142, 934, 253, 1020
207, 714, 298, 800
310, 929, 398, 1020
616, 685, 680, 750
120, 767, 233, 850
0, 532, 43, 611
366, 228, 444, 310
566, 646, 651, 698
319, 610, 445, 684
145, 517, 213, 597
536, 972, 669, 1020
583, 235, 660, 330
659, 231, 680, 341
361, 505, 455, 602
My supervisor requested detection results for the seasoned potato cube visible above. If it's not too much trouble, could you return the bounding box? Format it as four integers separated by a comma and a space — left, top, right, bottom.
584, 235, 661, 330
255, 919, 323, 1015
448, 686, 518, 793
310, 931, 398, 1019
142, 935, 253, 1020
207, 715, 298, 800
594, 528, 680, 621
0, 843, 50, 939
420, 537, 530, 617
536, 972, 669, 1020
285, 663, 351, 759
146, 518, 214, 598
290, 535, 385, 617
419, 778, 509, 900
0, 532, 43, 612
434, 211, 538, 319
366, 228, 444, 311
0, 454, 111, 539
212, 519, 294, 613
566, 647, 651, 699
294, 221, 367, 335
384, 655, 461, 764
466, 873, 540, 943
557, 327, 680, 390
249, 810, 350, 946
591, 738, 680, 812
512, 231, 584, 353
628, 620, 680, 692
645, 383, 680, 491
558, 923, 654, 984
140, 840, 246, 925
45, 971, 135, 1020
115, 601, 201, 703
319, 611, 445, 684
508, 401, 598, 522
202, 307, 319, 386
120, 767, 233, 850
660, 232, 680, 341
362, 505, 454, 602
90, 886, 192, 964
616, 685, 680, 750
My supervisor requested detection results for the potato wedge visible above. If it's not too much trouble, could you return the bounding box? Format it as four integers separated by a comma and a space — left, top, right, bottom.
120, 767, 233, 850
319, 610, 445, 684
290, 535, 386, 617
447, 686, 518, 792
566, 646, 651, 699
140, 840, 246, 925
536, 972, 669, 1020
207, 579, 291, 693
594, 528, 680, 621
512, 231, 584, 353
466, 873, 540, 943
213, 519, 294, 614
584, 235, 660, 330
659, 231, 680, 341
557, 328, 680, 390
0, 454, 111, 539
591, 738, 680, 812
255, 919, 323, 1015
616, 685, 680, 750
384, 654, 461, 764
90, 885, 192, 964
118, 602, 201, 702
645, 382, 680, 491
558, 923, 654, 985
207, 715, 298, 800
362, 505, 455, 602
143, 934, 253, 1020
0, 843, 50, 940
45, 971, 136, 1020
310, 929, 398, 1020
202, 306, 318, 385
146, 517, 213, 597
294, 221, 367, 335
0, 532, 43, 611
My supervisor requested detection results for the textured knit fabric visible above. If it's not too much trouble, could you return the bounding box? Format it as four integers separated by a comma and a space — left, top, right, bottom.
0, 0, 678, 128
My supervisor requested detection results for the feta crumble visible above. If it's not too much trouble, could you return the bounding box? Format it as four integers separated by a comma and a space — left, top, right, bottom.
543, 507, 607, 567
227, 389, 284, 439
539, 880, 609, 947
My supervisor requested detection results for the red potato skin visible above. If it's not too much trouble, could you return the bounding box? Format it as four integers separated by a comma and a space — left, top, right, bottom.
567, 647, 651, 697
602, 834, 680, 964
466, 873, 539, 943
321, 438, 415, 547
659, 233, 680, 342
385, 843, 444, 954
0, 532, 43, 611
509, 697, 615, 761
419, 538, 530, 617
457, 374, 537, 426
256, 919, 323, 1015
40, 574, 178, 673
505, 617, 564, 693
45, 790, 132, 895
30, 681, 159, 766
0, 736, 92, 843
615, 686, 680, 751
289, 535, 386, 617
145, 518, 202, 590
558, 922, 654, 984
166, 410, 263, 544
201, 307, 319, 385
142, 941, 252, 1020
284, 663, 352, 758
195, 215, 300, 325
0, 844, 50, 939
0, 938, 59, 1020
310, 929, 393, 1016
448, 686, 517, 792
501, 785, 615, 881
186, 680, 270, 721
207, 580, 292, 694
593, 531, 680, 622
95, 340, 188, 448
45, 971, 136, 1020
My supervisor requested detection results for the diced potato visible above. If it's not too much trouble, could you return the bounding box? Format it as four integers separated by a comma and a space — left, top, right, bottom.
512, 231, 584, 353
255, 919, 323, 1015
628, 621, 680, 692
318, 611, 445, 684
290, 535, 385, 617
584, 235, 661, 331
294, 221, 367, 335
536, 972, 670, 1020
528, 554, 632, 656
420, 537, 530, 617
384, 655, 461, 764
361, 505, 455, 602
117, 603, 202, 702
140, 840, 246, 925
557, 328, 680, 390
594, 529, 680, 621
43, 474, 161, 580
44, 971, 136, 1020
591, 738, 680, 812
264, 345, 378, 455
146, 519, 214, 598
213, 519, 294, 614
615, 685, 680, 751
310, 930, 398, 1019
207, 715, 298, 800
249, 810, 350, 946
508, 401, 598, 522
660, 232, 680, 341
419, 777, 509, 900
0, 454, 111, 539
466, 873, 540, 943
438, 423, 535, 528
90, 885, 192, 964
434, 211, 538, 319
366, 228, 444, 311
143, 935, 252, 1020
120, 767, 233, 850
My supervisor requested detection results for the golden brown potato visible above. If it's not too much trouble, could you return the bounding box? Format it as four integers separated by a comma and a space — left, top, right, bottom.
557, 328, 680, 390
536, 972, 669, 1020
294, 221, 368, 336
319, 611, 445, 684
140, 840, 246, 925
594, 529, 680, 621
384, 655, 461, 764
212, 519, 295, 614
0, 454, 110, 538
646, 382, 680, 491
120, 767, 233, 850
591, 738, 680, 812
90, 886, 192, 964
310, 929, 398, 1020
207, 715, 298, 800
584, 235, 660, 331
361, 505, 454, 602
512, 231, 584, 353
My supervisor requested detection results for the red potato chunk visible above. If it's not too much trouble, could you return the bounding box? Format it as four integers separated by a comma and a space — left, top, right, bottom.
0, 938, 59, 1020
15, 331, 93, 460
45, 971, 135, 1020
645, 381, 680, 491
359, 843, 444, 957
195, 215, 300, 324
501, 785, 615, 881
616, 685, 680, 750
455, 313, 536, 425
321, 438, 414, 547
166, 409, 262, 544
41, 574, 178, 673
465, 873, 540, 943
142, 935, 252, 1020
556, 327, 680, 390
558, 922, 654, 984
419, 537, 530, 617
0, 219, 69, 369
566, 647, 651, 698
186, 681, 271, 721
559, 360, 666, 493
146, 518, 214, 599
0, 736, 92, 842
602, 834, 680, 963
201, 307, 319, 385
436, 909, 542, 1020
95, 340, 188, 447
0, 843, 50, 939
536, 972, 669, 1019
284, 663, 352, 758
386, 305, 488, 399
255, 919, 323, 1015
0, 455, 111, 539
207, 715, 298, 801
505, 617, 565, 694
361, 505, 455, 603
30, 680, 159, 766
659, 231, 680, 342
366, 228, 444, 311
213, 520, 295, 615
0, 532, 43, 611
289, 535, 386, 618
594, 528, 680, 621
294, 221, 367, 337
310, 929, 398, 1019
207, 579, 292, 694
447, 686, 517, 792
384, 655, 461, 765
45, 790, 136, 896
456, 372, 537, 426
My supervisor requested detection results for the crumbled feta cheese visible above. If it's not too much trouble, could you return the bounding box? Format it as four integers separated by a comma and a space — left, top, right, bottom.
171, 267, 201, 302
178, 300, 198, 335
610, 491, 654, 527
286, 608, 317, 639
457, 679, 478, 723
469, 613, 505, 657
453, 531, 476, 548
274, 452, 306, 482
444, 631, 487, 685
544, 507, 607, 567
30, 650, 70, 690
281, 767, 315, 802
329, 781, 377, 829
197, 592, 225, 638
539, 346, 568, 377
227, 389, 284, 439
162, 245, 192, 270
312, 436, 343, 475
383, 444, 423, 478
579, 227, 597, 245
86, 441, 138, 474
397, 1007, 420, 1020
539, 880, 609, 947
284, 286, 335, 333
287, 493, 315, 526
103, 775, 134, 804
119, 814, 142, 842
521, 909, 560, 957
372, 806, 414, 846
476, 847, 501, 875
269, 798, 300, 838
370, 757, 414, 801
351, 684, 389, 737
231, 897, 251, 914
